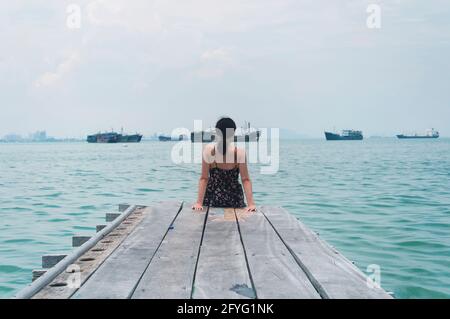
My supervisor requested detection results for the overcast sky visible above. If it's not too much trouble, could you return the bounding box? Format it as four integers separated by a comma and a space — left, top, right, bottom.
1, 0, 449, 138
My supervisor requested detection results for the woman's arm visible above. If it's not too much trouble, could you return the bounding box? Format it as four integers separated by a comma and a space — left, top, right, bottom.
192, 147, 210, 211
238, 149, 256, 212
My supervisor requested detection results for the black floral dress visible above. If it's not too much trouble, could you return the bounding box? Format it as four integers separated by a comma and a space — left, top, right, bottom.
203, 148, 246, 208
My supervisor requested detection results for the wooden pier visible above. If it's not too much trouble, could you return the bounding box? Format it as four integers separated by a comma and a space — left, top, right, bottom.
15, 201, 392, 299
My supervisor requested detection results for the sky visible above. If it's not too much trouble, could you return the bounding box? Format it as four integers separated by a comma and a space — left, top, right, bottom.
1, 0, 450, 138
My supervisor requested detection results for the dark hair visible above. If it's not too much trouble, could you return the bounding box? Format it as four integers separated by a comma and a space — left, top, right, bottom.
215, 117, 236, 155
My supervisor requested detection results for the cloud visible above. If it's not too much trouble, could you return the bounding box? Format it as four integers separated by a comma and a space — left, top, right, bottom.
33, 51, 81, 88
196, 48, 234, 78
201, 48, 232, 63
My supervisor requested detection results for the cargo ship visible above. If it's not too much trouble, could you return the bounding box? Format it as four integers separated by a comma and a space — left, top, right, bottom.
325, 130, 363, 141
191, 122, 261, 143
87, 130, 143, 143
158, 134, 185, 141
397, 129, 439, 139
190, 129, 216, 143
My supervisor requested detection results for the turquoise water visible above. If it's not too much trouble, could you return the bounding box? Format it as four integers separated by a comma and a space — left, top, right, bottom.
1, 139, 449, 298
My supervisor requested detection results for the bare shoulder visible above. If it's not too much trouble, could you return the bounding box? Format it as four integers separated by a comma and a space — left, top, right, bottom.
235, 146, 246, 164
203, 143, 215, 154
202, 143, 215, 163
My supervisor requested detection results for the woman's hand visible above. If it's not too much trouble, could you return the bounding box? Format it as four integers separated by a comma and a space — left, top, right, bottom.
244, 204, 257, 213
192, 202, 204, 211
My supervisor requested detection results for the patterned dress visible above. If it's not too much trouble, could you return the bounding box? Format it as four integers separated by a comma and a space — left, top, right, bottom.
203, 147, 246, 208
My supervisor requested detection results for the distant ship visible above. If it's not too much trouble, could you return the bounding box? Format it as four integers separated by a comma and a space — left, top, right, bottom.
191, 122, 261, 143
235, 122, 261, 142
190, 129, 216, 143
158, 135, 172, 141
325, 130, 363, 141
397, 129, 439, 139
158, 134, 185, 141
87, 130, 143, 143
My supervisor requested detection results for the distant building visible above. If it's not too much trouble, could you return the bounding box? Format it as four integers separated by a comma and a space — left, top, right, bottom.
1, 131, 66, 143
30, 131, 47, 141
3, 134, 23, 142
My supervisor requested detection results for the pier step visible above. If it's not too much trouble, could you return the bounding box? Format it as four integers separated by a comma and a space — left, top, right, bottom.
32, 269, 47, 282
42, 254, 67, 269
105, 213, 121, 222
118, 204, 130, 212
72, 236, 91, 248
96, 225, 106, 232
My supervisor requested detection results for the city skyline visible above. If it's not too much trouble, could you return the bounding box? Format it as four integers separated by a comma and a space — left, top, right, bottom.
1, 1, 450, 138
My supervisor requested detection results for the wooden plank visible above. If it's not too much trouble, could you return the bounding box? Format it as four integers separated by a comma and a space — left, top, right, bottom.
261, 206, 392, 299
192, 208, 255, 299
235, 208, 321, 299
71, 201, 182, 299
132, 205, 206, 299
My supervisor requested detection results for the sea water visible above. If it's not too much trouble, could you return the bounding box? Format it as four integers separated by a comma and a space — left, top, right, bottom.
0, 139, 449, 298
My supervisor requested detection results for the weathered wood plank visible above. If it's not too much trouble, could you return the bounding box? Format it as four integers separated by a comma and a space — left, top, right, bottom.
235, 208, 321, 299
192, 208, 255, 299
132, 205, 206, 299
261, 206, 392, 299
72, 201, 182, 299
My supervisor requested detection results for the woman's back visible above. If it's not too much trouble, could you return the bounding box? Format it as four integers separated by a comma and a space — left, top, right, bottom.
203, 144, 246, 208
193, 117, 256, 212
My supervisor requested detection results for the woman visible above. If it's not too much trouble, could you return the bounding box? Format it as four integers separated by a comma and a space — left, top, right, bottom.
192, 117, 257, 212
